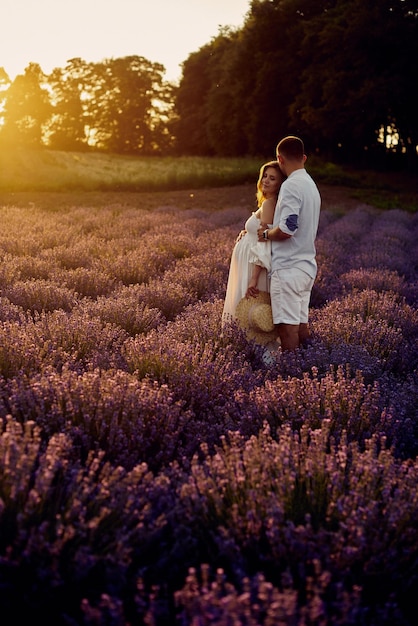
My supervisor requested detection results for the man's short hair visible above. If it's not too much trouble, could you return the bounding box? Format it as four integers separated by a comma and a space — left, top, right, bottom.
277, 136, 304, 160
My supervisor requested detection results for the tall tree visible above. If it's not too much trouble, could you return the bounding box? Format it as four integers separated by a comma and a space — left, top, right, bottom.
203, 29, 248, 156
291, 0, 418, 164
0, 68, 11, 130
229, 0, 304, 155
46, 58, 91, 151
174, 44, 217, 155
175, 0, 336, 157
1, 63, 52, 147
86, 56, 174, 154
174, 0, 417, 167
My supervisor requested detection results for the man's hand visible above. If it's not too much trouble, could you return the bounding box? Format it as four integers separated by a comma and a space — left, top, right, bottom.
257, 222, 268, 242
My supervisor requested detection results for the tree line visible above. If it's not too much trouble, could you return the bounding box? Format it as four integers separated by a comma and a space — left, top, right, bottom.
1, 0, 417, 168
0, 56, 174, 155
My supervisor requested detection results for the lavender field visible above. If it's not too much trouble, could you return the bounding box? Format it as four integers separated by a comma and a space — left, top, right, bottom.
0, 188, 417, 625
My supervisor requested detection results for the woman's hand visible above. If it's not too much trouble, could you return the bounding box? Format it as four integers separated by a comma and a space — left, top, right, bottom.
236, 229, 247, 242
245, 277, 259, 299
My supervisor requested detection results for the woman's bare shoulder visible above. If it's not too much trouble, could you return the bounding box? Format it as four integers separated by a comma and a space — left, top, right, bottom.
260, 197, 276, 223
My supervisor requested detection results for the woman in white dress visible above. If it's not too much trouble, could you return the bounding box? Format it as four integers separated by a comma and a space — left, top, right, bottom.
222, 161, 285, 327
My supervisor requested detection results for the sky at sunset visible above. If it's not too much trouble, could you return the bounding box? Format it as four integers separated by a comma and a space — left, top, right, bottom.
1, 0, 251, 82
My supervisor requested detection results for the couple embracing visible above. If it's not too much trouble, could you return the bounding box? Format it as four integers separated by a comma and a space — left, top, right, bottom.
222, 136, 321, 356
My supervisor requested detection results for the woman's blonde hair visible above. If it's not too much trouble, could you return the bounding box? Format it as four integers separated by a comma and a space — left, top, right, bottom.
256, 161, 285, 207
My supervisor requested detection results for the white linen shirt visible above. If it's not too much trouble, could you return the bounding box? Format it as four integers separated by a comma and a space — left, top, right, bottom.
271, 168, 321, 279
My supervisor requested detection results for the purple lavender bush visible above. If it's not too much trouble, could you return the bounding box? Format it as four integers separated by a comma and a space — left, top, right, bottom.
0, 198, 417, 625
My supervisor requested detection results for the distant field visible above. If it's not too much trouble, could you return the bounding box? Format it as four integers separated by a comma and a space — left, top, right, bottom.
0, 148, 416, 211
0, 149, 264, 192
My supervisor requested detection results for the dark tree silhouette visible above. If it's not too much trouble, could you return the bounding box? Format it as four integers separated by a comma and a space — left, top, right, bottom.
86, 55, 174, 154
174, 44, 216, 155
292, 0, 418, 166
175, 0, 418, 167
47, 58, 91, 151
0, 63, 51, 147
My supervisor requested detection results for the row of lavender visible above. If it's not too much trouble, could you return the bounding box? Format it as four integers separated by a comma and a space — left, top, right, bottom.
0, 198, 417, 624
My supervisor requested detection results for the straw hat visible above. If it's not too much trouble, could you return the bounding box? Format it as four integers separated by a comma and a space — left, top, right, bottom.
235, 291, 279, 345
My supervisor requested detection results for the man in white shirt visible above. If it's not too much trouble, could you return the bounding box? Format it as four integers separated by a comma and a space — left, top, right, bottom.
257, 136, 321, 351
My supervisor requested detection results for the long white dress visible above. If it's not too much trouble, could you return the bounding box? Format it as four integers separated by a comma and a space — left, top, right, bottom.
222, 212, 272, 326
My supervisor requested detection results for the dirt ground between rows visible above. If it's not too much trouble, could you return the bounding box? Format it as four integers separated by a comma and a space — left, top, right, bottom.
0, 183, 364, 214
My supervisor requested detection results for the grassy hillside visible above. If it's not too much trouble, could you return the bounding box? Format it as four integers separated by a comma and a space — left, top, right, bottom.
0, 149, 263, 192
0, 148, 417, 211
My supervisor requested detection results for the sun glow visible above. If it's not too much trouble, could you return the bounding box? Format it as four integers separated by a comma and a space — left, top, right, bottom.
378, 123, 401, 151
0, 0, 249, 85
